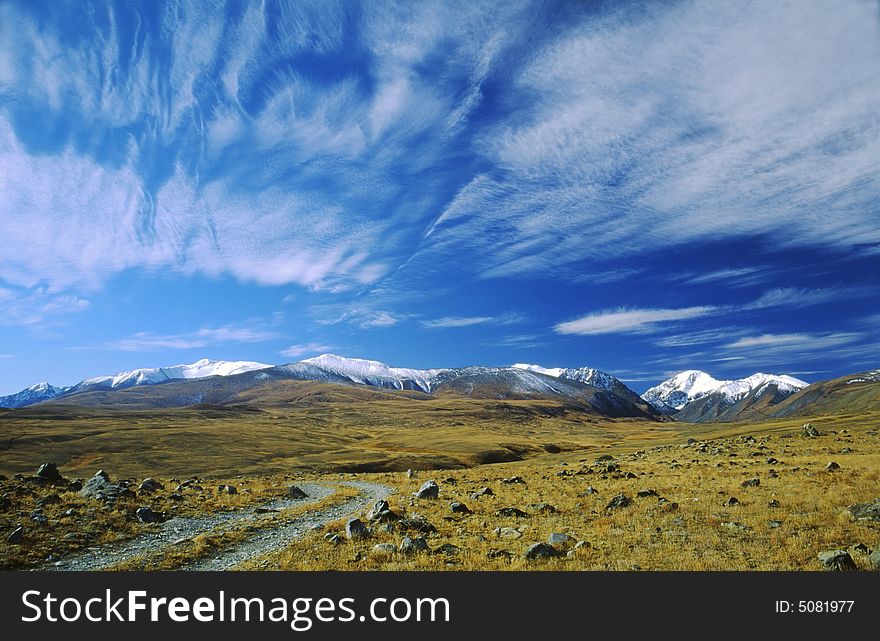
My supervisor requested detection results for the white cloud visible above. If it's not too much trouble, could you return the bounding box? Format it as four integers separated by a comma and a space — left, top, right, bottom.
555, 306, 717, 335
281, 343, 335, 359
108, 323, 280, 351
421, 312, 523, 329
725, 333, 861, 351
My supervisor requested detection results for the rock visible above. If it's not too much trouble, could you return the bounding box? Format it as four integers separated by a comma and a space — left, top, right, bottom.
398, 514, 437, 534
768, 499, 780, 508
406, 469, 415, 479
766, 457, 779, 465
825, 462, 840, 471
66, 480, 83, 493
217, 484, 237, 494
450, 501, 472, 514
605, 493, 631, 511
138, 478, 164, 493
366, 499, 391, 521
817, 549, 857, 571
527, 503, 557, 513
78, 471, 124, 502
400, 536, 429, 555
7, 526, 24, 544
581, 486, 598, 495
595, 454, 614, 462
494, 527, 522, 540
721, 521, 750, 532
846, 499, 880, 522
487, 549, 514, 560
802, 423, 820, 437
371, 543, 397, 557
495, 507, 530, 518
413, 480, 439, 499
741, 478, 760, 488
574, 540, 591, 549
345, 518, 369, 539
547, 532, 576, 547
470, 487, 494, 499
637, 489, 659, 498
135, 507, 161, 523
726, 497, 740, 507
869, 547, 880, 570
524, 542, 560, 560
94, 470, 111, 482
768, 520, 783, 529
501, 476, 525, 485
286, 485, 308, 499
36, 463, 63, 483
850, 542, 870, 555
432, 543, 460, 556
30, 511, 48, 526
326, 534, 343, 546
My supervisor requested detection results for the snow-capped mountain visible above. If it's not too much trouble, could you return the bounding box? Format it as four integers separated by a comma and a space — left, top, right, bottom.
0, 382, 68, 409
295, 354, 443, 393
512, 363, 645, 406
642, 370, 807, 414
0, 359, 272, 408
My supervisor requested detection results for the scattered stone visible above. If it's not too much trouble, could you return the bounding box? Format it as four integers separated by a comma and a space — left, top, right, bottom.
496, 507, 530, 518
524, 542, 560, 560
78, 471, 124, 502
398, 514, 437, 534
254, 507, 279, 514
366, 499, 391, 521
35, 463, 63, 483
869, 547, 880, 571
802, 423, 820, 438
30, 512, 48, 526
605, 493, 631, 511
470, 487, 494, 499
547, 532, 576, 548
135, 507, 161, 523
581, 486, 598, 495
138, 478, 164, 493
766, 457, 779, 465
7, 526, 24, 544
721, 521, 751, 532
494, 527, 522, 540
326, 534, 343, 546
825, 462, 840, 471
637, 489, 659, 498
741, 477, 760, 488
406, 469, 415, 479
399, 536, 429, 555
595, 454, 615, 463
726, 497, 740, 507
527, 502, 557, 513
850, 542, 870, 555
345, 518, 369, 540
487, 549, 514, 560
371, 543, 397, 557
768, 520, 783, 529
217, 484, 237, 494
413, 480, 440, 499
286, 485, 308, 499
323, 532, 337, 540
846, 499, 880, 522
501, 476, 525, 485
817, 549, 857, 571
450, 501, 472, 514
433, 543, 460, 556
309, 523, 323, 531
35, 494, 61, 507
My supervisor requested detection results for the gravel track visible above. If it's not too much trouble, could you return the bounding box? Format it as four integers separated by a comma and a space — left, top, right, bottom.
43, 481, 393, 571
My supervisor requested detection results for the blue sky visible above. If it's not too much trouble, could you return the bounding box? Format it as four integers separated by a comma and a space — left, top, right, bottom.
0, 0, 878, 395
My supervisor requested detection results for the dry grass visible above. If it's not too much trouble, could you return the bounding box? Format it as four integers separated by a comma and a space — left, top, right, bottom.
255, 420, 880, 571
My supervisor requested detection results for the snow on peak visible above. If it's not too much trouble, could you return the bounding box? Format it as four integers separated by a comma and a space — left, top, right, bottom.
643, 370, 807, 411
511, 363, 623, 393
300, 354, 442, 392
85, 359, 272, 389
512, 363, 566, 378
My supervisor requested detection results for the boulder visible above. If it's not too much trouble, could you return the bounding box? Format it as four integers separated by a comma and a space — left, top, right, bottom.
432, 543, 461, 556
825, 462, 841, 471
35, 463, 63, 483
450, 501, 472, 514
398, 514, 437, 534
287, 485, 309, 499
217, 484, 237, 494
547, 532, 576, 548
6, 526, 24, 544
345, 518, 369, 540
406, 469, 415, 479
470, 487, 494, 499
869, 547, 880, 571
135, 507, 161, 523
846, 499, 880, 522
501, 476, 525, 485
138, 478, 164, 493
366, 499, 391, 521
605, 493, 632, 511
78, 471, 124, 502
817, 549, 858, 571
370, 543, 397, 557
413, 480, 439, 499
494, 527, 522, 540
399, 536, 429, 555
802, 423, 820, 437
524, 542, 560, 560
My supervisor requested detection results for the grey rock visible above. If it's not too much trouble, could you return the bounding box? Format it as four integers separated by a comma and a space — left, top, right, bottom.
547, 532, 576, 547
366, 499, 391, 521
846, 498, 880, 522
637, 489, 659, 498
768, 499, 780, 508
217, 484, 237, 494
432, 543, 460, 556
36, 463, 63, 483
726, 497, 740, 507
869, 547, 880, 571
527, 503, 557, 513
371, 543, 397, 557
78, 471, 124, 502
450, 501, 472, 514
399, 536, 429, 555
413, 480, 439, 499
398, 514, 437, 534
817, 549, 858, 571
470, 487, 494, 499
802, 423, 820, 437
849, 542, 870, 555
345, 518, 369, 540
741, 477, 760, 488
286, 485, 308, 499
406, 469, 415, 479
326, 534, 343, 546
494, 527, 522, 540
35, 494, 61, 507
135, 507, 161, 523
605, 493, 631, 511
721, 521, 751, 532
138, 478, 164, 493
524, 542, 560, 560
501, 476, 525, 485
825, 462, 840, 471
496, 507, 530, 518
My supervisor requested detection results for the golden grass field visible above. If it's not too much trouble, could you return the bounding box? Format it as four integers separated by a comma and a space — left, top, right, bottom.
1, 398, 879, 570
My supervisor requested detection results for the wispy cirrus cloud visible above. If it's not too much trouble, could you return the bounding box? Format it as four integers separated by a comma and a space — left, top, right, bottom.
281, 343, 335, 359
555, 306, 717, 336
108, 324, 280, 352
421, 312, 524, 329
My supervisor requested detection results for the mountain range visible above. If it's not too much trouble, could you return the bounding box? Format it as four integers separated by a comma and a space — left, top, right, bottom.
1, 355, 877, 423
